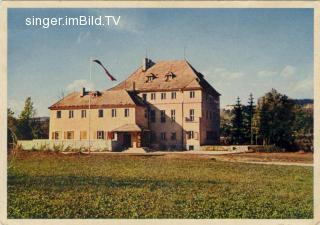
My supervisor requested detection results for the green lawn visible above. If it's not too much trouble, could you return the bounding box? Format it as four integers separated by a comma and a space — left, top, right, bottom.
7, 151, 313, 219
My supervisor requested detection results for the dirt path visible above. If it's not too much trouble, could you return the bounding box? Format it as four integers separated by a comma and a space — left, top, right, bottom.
211, 158, 313, 167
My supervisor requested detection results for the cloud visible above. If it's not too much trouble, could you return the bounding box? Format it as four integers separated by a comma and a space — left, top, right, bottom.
115, 16, 140, 33
211, 68, 244, 80
256, 65, 296, 79
77, 31, 90, 44
280, 65, 296, 78
292, 77, 313, 92
257, 70, 277, 77
66, 79, 94, 92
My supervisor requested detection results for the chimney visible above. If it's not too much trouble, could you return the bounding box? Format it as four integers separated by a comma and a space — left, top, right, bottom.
81, 87, 86, 97
133, 82, 136, 91
142, 58, 155, 72
142, 58, 148, 71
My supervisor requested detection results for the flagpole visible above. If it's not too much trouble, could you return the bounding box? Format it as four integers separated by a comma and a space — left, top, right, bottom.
88, 56, 92, 154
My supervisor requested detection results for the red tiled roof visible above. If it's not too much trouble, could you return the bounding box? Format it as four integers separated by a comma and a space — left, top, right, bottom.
49, 90, 144, 110
110, 59, 220, 96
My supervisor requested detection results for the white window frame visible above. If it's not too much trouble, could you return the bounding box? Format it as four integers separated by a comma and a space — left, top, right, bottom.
69, 110, 74, 118
190, 91, 195, 98
171, 109, 176, 122
189, 109, 195, 121
171, 92, 176, 99
98, 109, 104, 118
81, 110, 86, 118
112, 109, 117, 117
124, 108, 129, 117
97, 131, 105, 139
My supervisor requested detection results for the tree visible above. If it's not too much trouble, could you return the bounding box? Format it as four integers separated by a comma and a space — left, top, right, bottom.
220, 109, 233, 145
230, 97, 245, 144
7, 108, 18, 149
243, 93, 255, 144
253, 89, 295, 149
16, 97, 36, 140
291, 104, 313, 151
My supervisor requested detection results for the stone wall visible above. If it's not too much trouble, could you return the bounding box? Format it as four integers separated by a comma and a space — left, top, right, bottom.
17, 139, 116, 151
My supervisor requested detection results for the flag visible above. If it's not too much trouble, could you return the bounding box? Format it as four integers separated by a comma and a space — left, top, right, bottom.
93, 59, 117, 81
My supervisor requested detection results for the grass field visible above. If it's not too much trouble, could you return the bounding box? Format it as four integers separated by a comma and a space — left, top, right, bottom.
7, 151, 313, 219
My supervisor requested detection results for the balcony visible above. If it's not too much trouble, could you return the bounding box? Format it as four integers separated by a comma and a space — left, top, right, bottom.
185, 117, 200, 123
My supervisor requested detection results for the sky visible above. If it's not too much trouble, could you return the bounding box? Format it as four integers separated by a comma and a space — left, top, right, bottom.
8, 8, 314, 116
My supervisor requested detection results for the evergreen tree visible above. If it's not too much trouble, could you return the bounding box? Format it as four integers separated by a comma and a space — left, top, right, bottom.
16, 97, 36, 140
231, 97, 245, 144
243, 93, 255, 144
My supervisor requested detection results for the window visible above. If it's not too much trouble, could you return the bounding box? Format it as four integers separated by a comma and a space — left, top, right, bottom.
171, 132, 176, 140
171, 92, 176, 99
124, 108, 129, 117
160, 110, 166, 123
189, 145, 194, 151
69, 110, 74, 118
150, 132, 157, 142
151, 93, 156, 100
161, 92, 166, 100
98, 109, 104, 118
56, 111, 61, 118
52, 131, 60, 140
112, 109, 117, 117
80, 131, 87, 140
144, 109, 148, 118
146, 74, 156, 82
171, 110, 176, 122
206, 110, 208, 119
210, 111, 212, 120
66, 131, 74, 140
160, 132, 166, 140
190, 91, 195, 98
189, 109, 195, 121
81, 110, 86, 118
142, 93, 147, 101
165, 72, 176, 81
97, 131, 105, 139
150, 110, 156, 123
187, 131, 194, 139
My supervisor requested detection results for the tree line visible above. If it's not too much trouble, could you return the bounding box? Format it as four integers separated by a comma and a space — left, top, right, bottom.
220, 89, 313, 151
8, 90, 313, 152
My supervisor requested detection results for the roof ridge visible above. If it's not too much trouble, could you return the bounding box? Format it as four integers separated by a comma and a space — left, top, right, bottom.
48, 91, 79, 109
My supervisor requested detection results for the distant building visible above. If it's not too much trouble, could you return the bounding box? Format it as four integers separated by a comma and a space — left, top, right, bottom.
49, 58, 220, 151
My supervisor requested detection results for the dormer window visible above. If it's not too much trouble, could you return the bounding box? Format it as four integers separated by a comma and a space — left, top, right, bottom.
165, 72, 176, 81
146, 73, 157, 82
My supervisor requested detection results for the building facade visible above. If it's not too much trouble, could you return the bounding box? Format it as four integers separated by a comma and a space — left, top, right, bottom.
49, 58, 220, 151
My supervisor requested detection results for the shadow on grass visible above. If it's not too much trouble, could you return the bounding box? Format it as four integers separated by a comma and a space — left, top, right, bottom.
8, 174, 220, 190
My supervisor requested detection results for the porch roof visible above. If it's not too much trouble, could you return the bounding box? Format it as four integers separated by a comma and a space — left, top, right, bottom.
112, 124, 149, 132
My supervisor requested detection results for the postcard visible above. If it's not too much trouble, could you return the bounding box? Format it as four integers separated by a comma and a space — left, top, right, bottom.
1, 1, 319, 225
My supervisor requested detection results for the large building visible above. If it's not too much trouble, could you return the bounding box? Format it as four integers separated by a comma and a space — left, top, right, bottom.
49, 58, 220, 151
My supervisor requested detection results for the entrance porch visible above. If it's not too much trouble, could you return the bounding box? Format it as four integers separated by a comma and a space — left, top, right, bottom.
111, 124, 150, 151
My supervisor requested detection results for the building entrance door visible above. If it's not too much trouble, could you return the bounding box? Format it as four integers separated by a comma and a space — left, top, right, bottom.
123, 133, 132, 148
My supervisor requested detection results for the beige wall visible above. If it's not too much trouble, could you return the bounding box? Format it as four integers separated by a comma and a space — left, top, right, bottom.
49, 88, 220, 150
137, 89, 215, 150
49, 107, 142, 140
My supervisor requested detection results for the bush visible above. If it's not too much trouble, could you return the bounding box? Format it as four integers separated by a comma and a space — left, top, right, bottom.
248, 145, 284, 153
